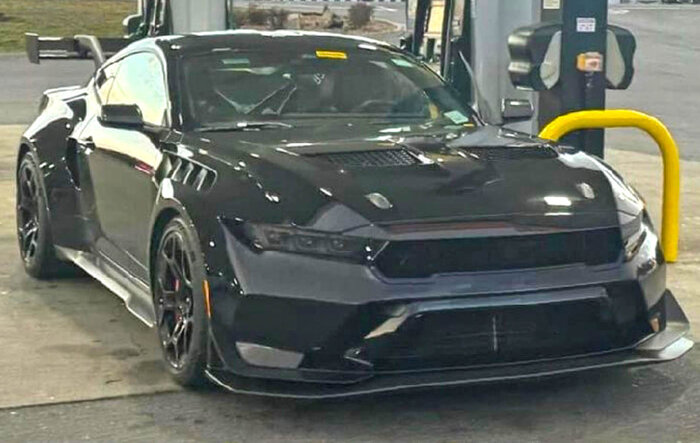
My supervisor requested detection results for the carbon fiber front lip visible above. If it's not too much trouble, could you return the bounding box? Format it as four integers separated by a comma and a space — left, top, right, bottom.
204, 334, 694, 399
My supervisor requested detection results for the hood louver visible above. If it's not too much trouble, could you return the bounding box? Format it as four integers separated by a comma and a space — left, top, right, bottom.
166, 154, 216, 192
463, 146, 558, 160
311, 149, 420, 168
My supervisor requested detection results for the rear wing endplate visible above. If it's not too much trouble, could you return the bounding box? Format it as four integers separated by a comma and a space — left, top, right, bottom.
25, 33, 130, 68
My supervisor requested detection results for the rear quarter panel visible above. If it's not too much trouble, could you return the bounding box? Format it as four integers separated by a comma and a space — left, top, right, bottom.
21, 86, 90, 249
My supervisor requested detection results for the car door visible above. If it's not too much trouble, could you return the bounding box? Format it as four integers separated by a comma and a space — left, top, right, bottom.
79, 51, 169, 282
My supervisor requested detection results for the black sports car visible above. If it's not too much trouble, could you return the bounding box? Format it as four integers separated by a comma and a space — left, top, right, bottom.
17, 31, 692, 398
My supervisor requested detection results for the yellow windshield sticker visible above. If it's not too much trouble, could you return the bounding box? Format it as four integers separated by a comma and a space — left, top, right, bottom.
316, 50, 348, 60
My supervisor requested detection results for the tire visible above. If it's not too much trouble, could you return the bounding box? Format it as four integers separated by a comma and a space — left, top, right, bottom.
153, 217, 209, 387
16, 151, 73, 279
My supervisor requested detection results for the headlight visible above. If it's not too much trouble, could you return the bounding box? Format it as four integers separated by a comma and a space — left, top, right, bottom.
622, 213, 647, 261
239, 223, 387, 263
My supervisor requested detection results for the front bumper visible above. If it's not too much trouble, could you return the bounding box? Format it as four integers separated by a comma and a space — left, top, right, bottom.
203, 224, 693, 398
205, 288, 692, 398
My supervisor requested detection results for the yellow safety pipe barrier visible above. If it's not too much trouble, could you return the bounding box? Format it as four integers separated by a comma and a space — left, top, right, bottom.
539, 109, 680, 263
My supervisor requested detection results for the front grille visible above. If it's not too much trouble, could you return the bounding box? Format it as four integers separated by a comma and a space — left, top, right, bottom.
312, 150, 419, 168
368, 295, 650, 371
375, 228, 622, 278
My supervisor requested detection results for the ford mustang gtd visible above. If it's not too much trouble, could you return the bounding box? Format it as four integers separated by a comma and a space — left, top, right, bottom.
17, 31, 692, 397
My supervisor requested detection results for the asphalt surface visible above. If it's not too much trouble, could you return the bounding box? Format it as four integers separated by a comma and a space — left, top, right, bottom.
606, 4, 700, 161
1, 356, 699, 442
1, 3, 700, 442
0, 55, 94, 125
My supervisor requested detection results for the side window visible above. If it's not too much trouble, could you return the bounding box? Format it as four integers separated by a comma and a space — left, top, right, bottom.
95, 62, 120, 104
107, 52, 168, 126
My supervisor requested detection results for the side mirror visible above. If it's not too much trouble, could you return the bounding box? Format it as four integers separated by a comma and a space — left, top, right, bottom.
99, 104, 144, 129
501, 99, 534, 124
606, 25, 636, 90
399, 34, 414, 52
508, 23, 562, 91
123, 14, 143, 36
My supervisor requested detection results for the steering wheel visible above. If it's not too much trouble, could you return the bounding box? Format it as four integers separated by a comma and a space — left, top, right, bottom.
351, 99, 396, 114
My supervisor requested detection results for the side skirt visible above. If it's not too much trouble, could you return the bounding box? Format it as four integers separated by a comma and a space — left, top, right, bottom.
55, 246, 156, 327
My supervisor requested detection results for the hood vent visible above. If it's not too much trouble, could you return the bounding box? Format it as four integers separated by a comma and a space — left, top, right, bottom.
312, 149, 419, 168
166, 154, 216, 192
463, 146, 558, 161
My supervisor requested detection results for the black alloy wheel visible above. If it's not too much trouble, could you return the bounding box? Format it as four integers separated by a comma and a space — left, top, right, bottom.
16, 152, 70, 279
154, 218, 208, 386
17, 158, 40, 263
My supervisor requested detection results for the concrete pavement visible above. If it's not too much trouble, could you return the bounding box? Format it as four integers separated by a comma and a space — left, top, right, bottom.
0, 125, 179, 410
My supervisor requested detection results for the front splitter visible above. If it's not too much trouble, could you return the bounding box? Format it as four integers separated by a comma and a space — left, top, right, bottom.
204, 335, 694, 399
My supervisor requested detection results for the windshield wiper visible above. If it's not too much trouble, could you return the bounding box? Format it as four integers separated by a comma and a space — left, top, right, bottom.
196, 121, 293, 132
246, 82, 297, 116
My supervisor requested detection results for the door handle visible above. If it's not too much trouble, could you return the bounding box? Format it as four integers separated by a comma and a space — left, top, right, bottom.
76, 136, 95, 152
77, 136, 94, 146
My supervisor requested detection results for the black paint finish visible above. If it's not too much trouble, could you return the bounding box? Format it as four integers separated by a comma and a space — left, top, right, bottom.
18, 31, 692, 397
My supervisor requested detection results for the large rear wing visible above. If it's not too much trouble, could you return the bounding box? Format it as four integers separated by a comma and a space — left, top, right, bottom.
25, 33, 131, 68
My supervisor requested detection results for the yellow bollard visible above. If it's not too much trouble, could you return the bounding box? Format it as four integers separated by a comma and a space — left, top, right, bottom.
539, 110, 680, 263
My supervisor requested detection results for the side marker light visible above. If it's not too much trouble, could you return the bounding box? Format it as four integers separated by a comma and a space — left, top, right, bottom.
649, 315, 661, 333
203, 280, 212, 318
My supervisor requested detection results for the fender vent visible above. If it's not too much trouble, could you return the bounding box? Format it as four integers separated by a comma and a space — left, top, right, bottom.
166, 155, 216, 192
312, 150, 419, 168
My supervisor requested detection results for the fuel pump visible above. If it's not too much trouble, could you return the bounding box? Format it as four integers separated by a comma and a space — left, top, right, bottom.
404, 0, 637, 157
403, 0, 540, 129
508, 0, 637, 157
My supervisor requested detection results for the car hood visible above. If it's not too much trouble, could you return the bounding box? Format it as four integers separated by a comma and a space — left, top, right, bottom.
194, 123, 641, 232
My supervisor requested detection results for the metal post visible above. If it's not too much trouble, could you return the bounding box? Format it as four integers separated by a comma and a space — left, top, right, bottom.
540, 110, 681, 262
539, 0, 609, 157
446, 0, 472, 106
411, 0, 430, 55
439, 0, 455, 78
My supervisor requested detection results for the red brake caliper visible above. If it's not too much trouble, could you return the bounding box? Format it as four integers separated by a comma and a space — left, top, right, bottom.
174, 279, 181, 322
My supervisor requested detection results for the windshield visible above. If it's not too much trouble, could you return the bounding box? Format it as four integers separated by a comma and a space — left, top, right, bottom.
181, 45, 478, 129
